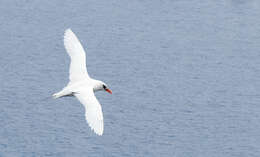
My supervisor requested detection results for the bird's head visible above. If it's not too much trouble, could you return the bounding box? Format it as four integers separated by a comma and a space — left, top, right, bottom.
93, 81, 112, 94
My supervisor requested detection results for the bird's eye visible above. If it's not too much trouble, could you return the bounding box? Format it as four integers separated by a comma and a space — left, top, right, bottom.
103, 85, 107, 89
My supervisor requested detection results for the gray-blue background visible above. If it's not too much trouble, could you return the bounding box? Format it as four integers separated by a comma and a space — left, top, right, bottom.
0, 0, 260, 156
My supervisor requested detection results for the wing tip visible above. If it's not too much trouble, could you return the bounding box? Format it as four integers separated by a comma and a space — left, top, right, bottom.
95, 130, 103, 136
65, 28, 72, 33
88, 120, 104, 136
64, 28, 73, 37
92, 124, 104, 136
63, 28, 76, 50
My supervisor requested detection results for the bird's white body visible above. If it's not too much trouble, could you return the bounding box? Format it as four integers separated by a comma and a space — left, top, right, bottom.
53, 29, 111, 136
53, 79, 105, 98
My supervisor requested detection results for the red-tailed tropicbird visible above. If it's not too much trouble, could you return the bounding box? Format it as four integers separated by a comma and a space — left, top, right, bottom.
53, 29, 112, 136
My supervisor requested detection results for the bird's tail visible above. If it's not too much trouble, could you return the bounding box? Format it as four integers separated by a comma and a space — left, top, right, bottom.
52, 91, 63, 99
52, 86, 73, 99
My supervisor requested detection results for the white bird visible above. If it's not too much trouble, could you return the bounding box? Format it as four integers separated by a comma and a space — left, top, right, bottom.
53, 29, 112, 136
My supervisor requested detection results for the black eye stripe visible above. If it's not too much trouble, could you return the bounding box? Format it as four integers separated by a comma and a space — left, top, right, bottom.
103, 85, 107, 89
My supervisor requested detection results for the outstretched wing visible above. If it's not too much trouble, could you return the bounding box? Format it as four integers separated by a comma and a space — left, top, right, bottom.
64, 29, 90, 82
74, 88, 104, 136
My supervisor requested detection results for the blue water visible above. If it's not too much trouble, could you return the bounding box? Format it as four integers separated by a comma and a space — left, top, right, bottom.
0, 0, 260, 156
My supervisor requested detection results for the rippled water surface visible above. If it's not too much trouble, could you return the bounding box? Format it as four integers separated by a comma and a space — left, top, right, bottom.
0, 0, 260, 156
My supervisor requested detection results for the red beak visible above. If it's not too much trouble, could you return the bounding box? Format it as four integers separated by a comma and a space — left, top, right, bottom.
105, 88, 112, 94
